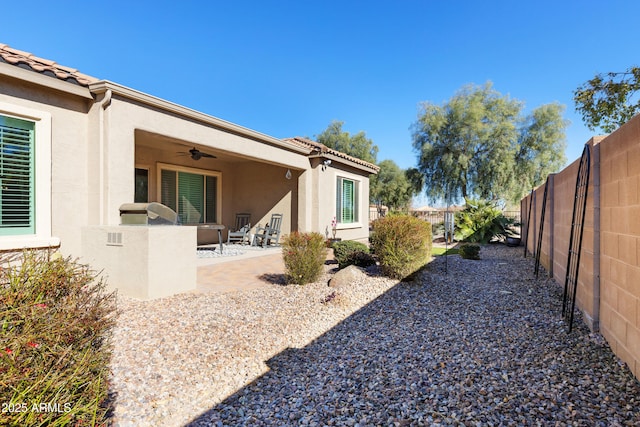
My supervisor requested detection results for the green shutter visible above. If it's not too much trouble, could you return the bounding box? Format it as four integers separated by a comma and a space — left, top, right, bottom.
205, 175, 217, 223
0, 116, 35, 235
160, 169, 177, 213
178, 171, 204, 224
336, 179, 342, 222
160, 169, 218, 224
336, 178, 358, 224
342, 179, 355, 223
353, 181, 359, 222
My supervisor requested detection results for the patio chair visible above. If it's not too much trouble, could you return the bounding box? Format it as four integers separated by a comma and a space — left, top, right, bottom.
252, 213, 283, 247
227, 213, 251, 245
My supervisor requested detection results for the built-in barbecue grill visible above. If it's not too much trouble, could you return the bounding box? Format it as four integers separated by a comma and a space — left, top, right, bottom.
119, 202, 179, 225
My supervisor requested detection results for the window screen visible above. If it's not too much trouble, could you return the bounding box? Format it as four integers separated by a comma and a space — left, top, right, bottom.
0, 115, 35, 235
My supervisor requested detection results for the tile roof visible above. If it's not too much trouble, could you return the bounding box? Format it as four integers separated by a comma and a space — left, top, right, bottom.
0, 44, 98, 87
284, 136, 379, 172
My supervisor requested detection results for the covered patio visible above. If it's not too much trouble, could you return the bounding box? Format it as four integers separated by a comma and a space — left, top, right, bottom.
133, 129, 303, 245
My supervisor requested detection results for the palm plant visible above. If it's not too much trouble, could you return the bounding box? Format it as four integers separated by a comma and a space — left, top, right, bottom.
455, 198, 518, 243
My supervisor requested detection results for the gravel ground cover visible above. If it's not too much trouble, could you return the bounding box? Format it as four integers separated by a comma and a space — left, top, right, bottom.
109, 244, 640, 426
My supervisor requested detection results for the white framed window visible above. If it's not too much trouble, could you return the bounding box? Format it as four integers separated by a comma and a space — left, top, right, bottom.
0, 102, 53, 249
336, 176, 359, 224
156, 163, 221, 224
0, 115, 35, 235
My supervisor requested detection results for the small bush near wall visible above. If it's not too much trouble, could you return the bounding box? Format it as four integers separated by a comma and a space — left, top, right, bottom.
282, 232, 327, 285
332, 240, 376, 269
459, 243, 481, 260
371, 215, 432, 279
0, 250, 116, 426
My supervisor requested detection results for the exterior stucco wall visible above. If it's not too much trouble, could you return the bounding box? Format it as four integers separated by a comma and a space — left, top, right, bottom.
314, 159, 372, 243
82, 225, 197, 299
229, 162, 298, 237
0, 69, 93, 256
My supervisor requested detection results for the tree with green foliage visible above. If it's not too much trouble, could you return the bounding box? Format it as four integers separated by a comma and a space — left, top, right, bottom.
370, 160, 418, 211
315, 121, 422, 209
574, 66, 640, 133
316, 120, 378, 164
412, 82, 567, 205
511, 103, 568, 202
405, 167, 424, 197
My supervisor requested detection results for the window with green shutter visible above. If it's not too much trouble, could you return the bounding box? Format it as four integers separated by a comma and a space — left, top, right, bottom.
205, 175, 217, 223
159, 166, 219, 224
336, 177, 358, 224
0, 115, 35, 235
178, 171, 204, 224
160, 169, 178, 213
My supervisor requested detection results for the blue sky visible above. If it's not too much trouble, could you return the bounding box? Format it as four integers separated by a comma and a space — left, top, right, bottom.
2, 1, 638, 178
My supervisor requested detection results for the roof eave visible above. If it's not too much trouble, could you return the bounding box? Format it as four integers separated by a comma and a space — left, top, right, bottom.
286, 137, 379, 174
0, 61, 93, 100
309, 152, 379, 174
88, 80, 313, 155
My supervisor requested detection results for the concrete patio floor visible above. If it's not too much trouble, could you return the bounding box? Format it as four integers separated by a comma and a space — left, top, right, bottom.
196, 246, 285, 293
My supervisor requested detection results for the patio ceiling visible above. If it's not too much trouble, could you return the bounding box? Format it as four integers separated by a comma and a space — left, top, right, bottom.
135, 129, 300, 167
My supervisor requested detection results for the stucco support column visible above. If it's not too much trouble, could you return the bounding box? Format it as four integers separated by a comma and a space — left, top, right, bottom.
297, 168, 313, 233
103, 100, 136, 225
98, 90, 111, 225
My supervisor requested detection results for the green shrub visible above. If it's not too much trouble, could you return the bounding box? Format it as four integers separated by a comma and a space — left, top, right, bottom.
282, 232, 327, 285
459, 243, 481, 260
370, 215, 432, 279
332, 240, 375, 269
455, 198, 516, 243
0, 250, 116, 426
348, 251, 377, 268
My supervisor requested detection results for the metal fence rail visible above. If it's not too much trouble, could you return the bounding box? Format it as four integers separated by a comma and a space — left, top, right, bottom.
562, 144, 591, 332
535, 178, 550, 278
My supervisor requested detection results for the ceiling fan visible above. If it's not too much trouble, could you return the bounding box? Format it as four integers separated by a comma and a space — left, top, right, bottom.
178, 147, 216, 161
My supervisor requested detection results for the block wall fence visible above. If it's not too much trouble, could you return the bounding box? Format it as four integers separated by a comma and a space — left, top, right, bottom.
521, 114, 640, 380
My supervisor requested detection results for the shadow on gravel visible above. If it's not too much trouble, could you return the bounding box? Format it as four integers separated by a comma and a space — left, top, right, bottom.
257, 273, 287, 285
259, 260, 341, 286
186, 245, 640, 426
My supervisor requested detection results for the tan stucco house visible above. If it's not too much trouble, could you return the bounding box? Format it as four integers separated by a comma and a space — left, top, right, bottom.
0, 43, 378, 298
